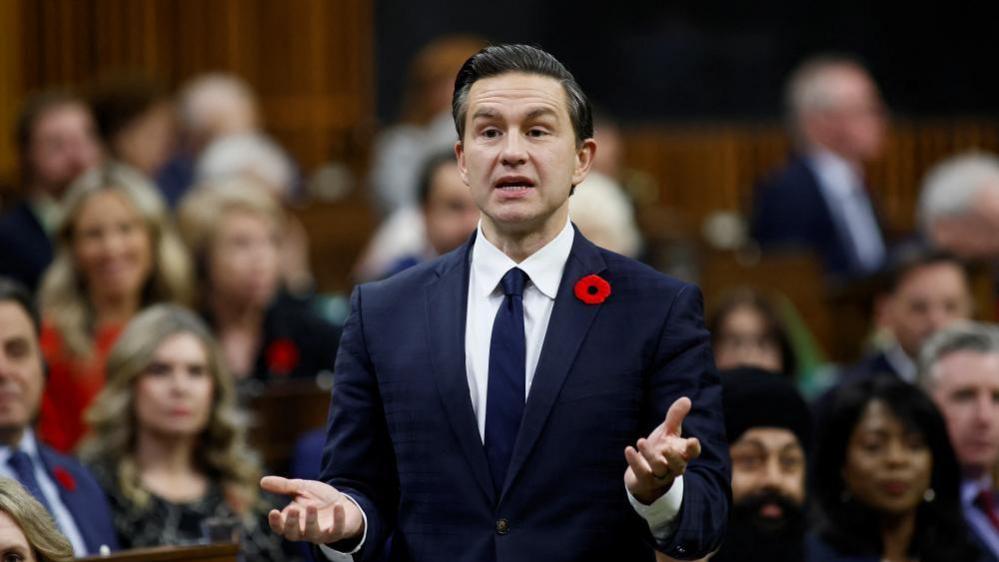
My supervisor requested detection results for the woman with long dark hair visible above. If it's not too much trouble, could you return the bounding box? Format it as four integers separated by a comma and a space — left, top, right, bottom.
809, 374, 986, 561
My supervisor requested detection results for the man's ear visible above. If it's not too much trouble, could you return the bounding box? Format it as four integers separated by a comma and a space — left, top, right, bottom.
570, 138, 598, 187
455, 141, 470, 187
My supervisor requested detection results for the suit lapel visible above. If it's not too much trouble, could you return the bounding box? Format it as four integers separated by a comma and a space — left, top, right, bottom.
425, 236, 496, 505
501, 230, 607, 499
36, 445, 99, 553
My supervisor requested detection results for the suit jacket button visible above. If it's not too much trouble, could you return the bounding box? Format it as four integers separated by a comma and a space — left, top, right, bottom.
495, 519, 510, 535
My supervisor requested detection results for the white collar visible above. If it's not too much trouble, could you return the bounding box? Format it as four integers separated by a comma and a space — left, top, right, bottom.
0, 429, 40, 466
963, 475, 994, 504
808, 149, 863, 198
471, 219, 575, 300
884, 342, 917, 383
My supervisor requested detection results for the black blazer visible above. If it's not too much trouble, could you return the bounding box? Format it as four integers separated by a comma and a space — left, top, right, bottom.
751, 156, 885, 279
0, 202, 53, 293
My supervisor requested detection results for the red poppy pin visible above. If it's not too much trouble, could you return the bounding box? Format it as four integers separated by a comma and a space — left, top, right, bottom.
574, 274, 611, 305
266, 339, 300, 376
52, 466, 76, 492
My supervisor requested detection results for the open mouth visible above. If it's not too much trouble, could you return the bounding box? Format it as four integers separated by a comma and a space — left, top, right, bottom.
494, 176, 536, 191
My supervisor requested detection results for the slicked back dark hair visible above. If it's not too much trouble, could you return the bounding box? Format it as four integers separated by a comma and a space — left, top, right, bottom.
451, 44, 593, 145
883, 244, 969, 295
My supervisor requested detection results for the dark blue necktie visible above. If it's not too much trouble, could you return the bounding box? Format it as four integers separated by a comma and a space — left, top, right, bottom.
8, 450, 55, 515
485, 267, 528, 494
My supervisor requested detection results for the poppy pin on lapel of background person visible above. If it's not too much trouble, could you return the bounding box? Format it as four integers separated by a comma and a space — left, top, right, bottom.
266, 339, 300, 376
574, 274, 611, 305
53, 466, 77, 492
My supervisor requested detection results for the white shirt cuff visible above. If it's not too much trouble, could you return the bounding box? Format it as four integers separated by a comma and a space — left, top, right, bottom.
318, 493, 368, 560
627, 475, 684, 542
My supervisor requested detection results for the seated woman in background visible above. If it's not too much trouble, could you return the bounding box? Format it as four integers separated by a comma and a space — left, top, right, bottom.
79, 305, 289, 560
37, 163, 192, 452
708, 287, 796, 377
0, 477, 73, 562
177, 176, 340, 388
809, 374, 986, 562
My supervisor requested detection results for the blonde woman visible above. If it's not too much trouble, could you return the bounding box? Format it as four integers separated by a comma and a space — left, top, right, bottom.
0, 478, 74, 562
80, 304, 290, 560
36, 162, 193, 452
178, 176, 339, 386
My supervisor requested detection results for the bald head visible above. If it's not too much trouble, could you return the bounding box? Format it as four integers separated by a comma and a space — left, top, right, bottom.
178, 73, 259, 150
919, 152, 999, 260
786, 56, 886, 163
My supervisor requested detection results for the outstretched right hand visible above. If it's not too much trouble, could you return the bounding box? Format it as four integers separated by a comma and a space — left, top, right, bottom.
260, 476, 365, 545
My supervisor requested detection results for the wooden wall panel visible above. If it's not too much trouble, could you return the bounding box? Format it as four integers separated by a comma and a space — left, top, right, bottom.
3, 0, 373, 188
0, 0, 24, 194
624, 120, 999, 239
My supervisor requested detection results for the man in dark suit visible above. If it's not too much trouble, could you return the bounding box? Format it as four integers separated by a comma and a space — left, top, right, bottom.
843, 247, 972, 384
263, 44, 730, 561
0, 92, 101, 293
751, 55, 888, 280
919, 323, 999, 560
0, 277, 117, 555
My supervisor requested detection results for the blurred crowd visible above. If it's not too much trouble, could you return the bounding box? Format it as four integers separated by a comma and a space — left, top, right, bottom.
0, 34, 998, 562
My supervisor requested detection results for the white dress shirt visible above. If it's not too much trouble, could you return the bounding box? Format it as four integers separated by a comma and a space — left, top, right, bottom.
0, 430, 88, 556
324, 219, 683, 559
809, 150, 886, 272
883, 342, 916, 383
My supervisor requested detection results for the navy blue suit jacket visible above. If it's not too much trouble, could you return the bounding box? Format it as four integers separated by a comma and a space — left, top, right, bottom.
319, 228, 730, 561
37, 441, 119, 554
0, 202, 53, 294
750, 156, 883, 279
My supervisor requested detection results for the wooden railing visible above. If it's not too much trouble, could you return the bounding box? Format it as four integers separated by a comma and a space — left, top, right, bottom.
0, 0, 374, 192
77, 543, 238, 562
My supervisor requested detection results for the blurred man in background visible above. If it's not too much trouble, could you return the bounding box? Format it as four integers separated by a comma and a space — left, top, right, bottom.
846, 247, 973, 383
0, 92, 102, 293
919, 323, 999, 560
919, 152, 999, 262
659, 368, 811, 562
382, 152, 480, 278
752, 55, 888, 280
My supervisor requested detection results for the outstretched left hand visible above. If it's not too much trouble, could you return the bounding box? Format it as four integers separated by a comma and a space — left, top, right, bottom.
624, 396, 702, 505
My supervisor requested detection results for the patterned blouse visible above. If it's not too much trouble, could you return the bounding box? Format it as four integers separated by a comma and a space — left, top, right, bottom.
88, 461, 297, 561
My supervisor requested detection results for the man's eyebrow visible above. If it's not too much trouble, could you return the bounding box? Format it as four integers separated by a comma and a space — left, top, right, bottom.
733, 438, 766, 451
780, 441, 804, 454
526, 107, 558, 120
471, 108, 499, 120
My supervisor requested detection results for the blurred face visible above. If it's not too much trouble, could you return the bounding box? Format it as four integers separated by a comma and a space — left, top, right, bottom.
27, 103, 101, 198
424, 162, 480, 254
931, 185, 999, 260
803, 66, 886, 163
134, 332, 214, 439
0, 511, 35, 562
714, 305, 783, 373
209, 209, 280, 309
882, 262, 972, 358
73, 191, 154, 304
0, 303, 43, 446
842, 400, 932, 515
928, 350, 999, 476
456, 72, 595, 241
730, 428, 806, 510
114, 101, 176, 176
